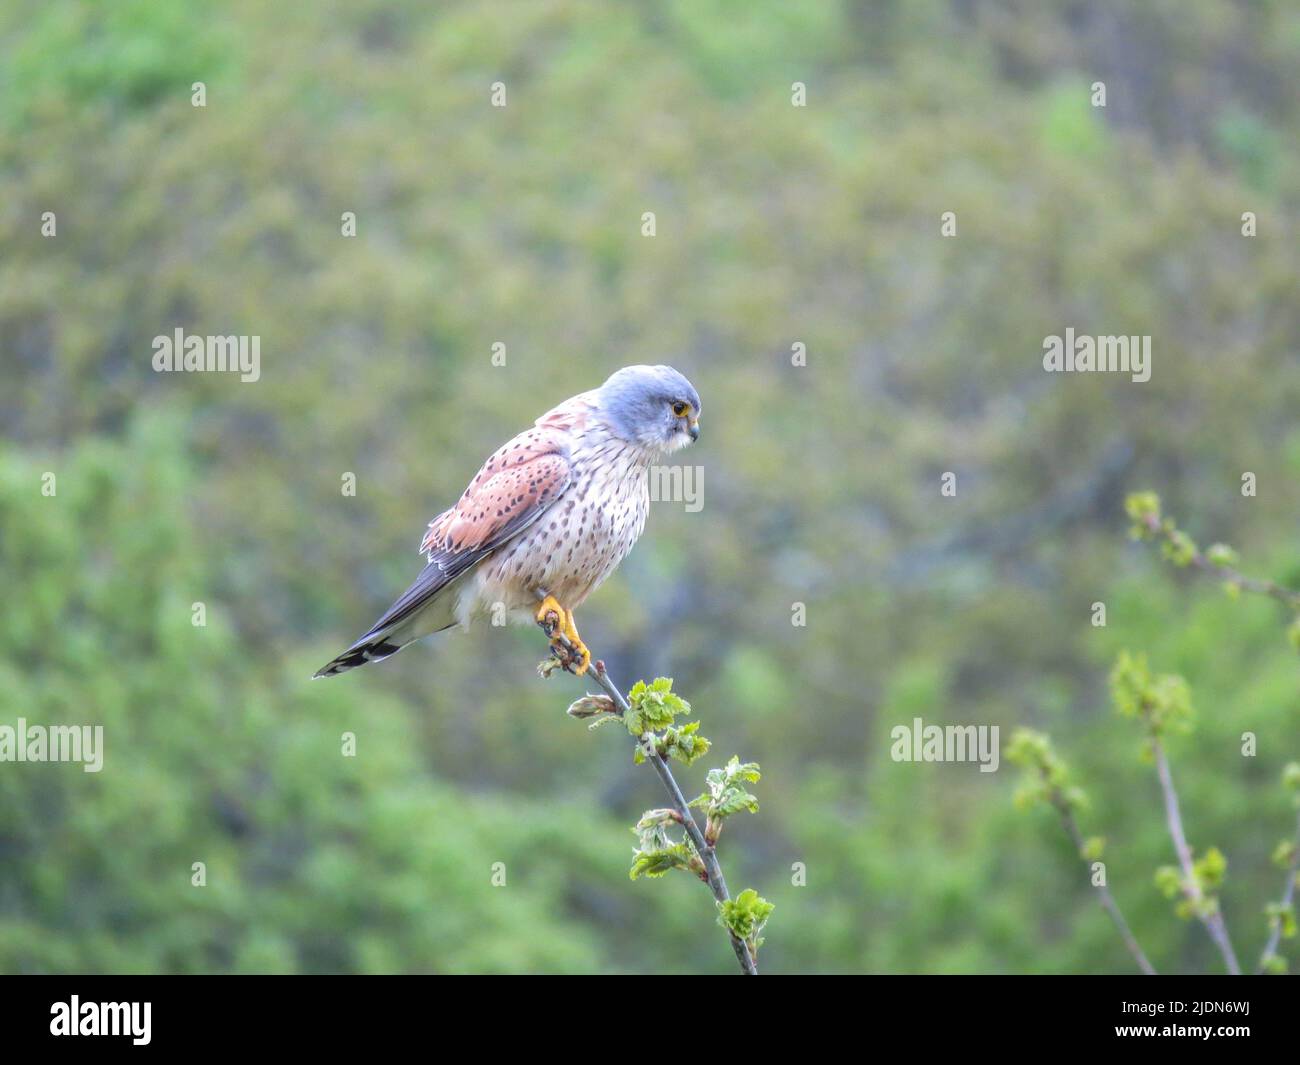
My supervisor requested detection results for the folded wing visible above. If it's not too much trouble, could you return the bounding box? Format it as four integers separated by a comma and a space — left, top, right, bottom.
362, 427, 573, 639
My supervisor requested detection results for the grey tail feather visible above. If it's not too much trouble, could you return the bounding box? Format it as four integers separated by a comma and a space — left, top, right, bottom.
313, 636, 406, 679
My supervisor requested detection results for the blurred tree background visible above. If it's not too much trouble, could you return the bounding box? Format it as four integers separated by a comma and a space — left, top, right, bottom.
1, 0, 1298, 973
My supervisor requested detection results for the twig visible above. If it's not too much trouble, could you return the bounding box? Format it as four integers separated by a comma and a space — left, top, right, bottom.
1055, 802, 1157, 974
1139, 512, 1300, 611
1257, 807, 1300, 974
589, 658, 758, 975
541, 619, 758, 975
1038, 771, 1157, 974
1152, 738, 1242, 974
1135, 501, 1299, 972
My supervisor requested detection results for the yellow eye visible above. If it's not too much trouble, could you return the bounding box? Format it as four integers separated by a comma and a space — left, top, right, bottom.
671, 401, 690, 417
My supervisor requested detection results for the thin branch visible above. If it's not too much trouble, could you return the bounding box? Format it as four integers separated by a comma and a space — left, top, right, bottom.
1036, 770, 1157, 974
1139, 512, 1300, 612
590, 661, 758, 975
1136, 501, 1299, 973
1257, 807, 1300, 974
1053, 801, 1158, 974
544, 625, 758, 975
1152, 738, 1242, 974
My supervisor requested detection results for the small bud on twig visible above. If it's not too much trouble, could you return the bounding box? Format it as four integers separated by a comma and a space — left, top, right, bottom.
566, 693, 617, 719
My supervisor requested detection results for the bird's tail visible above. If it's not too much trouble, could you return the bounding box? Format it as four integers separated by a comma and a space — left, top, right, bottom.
313, 633, 408, 678
314, 564, 465, 678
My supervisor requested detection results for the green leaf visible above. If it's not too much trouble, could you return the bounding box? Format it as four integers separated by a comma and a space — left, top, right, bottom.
714, 788, 759, 817
1109, 652, 1193, 737
656, 720, 712, 766
1124, 491, 1161, 537
1205, 543, 1239, 568
630, 843, 696, 880
1080, 836, 1106, 862
1193, 846, 1227, 891
1265, 902, 1297, 940
1282, 762, 1300, 792
1006, 728, 1085, 812
1161, 528, 1198, 566
633, 808, 680, 833
717, 888, 775, 955
1006, 728, 1052, 769
1154, 865, 1183, 900
623, 676, 692, 736
696, 755, 763, 824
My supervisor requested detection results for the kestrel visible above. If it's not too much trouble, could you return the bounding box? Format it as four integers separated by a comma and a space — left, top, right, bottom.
315, 365, 701, 679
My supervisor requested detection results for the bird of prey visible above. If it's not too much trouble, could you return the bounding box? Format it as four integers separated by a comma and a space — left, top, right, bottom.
315, 365, 701, 679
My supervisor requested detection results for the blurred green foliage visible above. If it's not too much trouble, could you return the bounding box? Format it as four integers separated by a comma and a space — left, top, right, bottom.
1, 0, 1299, 973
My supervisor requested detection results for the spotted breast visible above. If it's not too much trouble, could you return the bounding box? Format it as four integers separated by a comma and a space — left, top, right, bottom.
456, 394, 653, 627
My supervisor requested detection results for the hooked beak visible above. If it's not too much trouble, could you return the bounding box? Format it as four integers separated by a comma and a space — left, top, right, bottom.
688, 418, 700, 441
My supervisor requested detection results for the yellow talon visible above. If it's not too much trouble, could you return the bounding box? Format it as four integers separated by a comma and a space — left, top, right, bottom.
534, 594, 590, 675
535, 594, 566, 635
562, 610, 591, 676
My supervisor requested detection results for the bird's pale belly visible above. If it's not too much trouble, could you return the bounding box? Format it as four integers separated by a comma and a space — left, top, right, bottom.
463, 466, 649, 624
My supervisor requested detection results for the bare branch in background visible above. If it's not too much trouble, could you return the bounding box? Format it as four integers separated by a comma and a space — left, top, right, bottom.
1008, 730, 1156, 975
1151, 737, 1241, 974
1054, 792, 1158, 975
1257, 805, 1300, 974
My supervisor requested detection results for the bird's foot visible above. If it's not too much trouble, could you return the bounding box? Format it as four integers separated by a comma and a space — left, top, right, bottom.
559, 610, 591, 676
535, 594, 590, 676
535, 594, 567, 636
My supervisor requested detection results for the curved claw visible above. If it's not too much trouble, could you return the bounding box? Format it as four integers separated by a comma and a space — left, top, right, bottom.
535, 594, 590, 675
566, 639, 591, 676
559, 606, 590, 675
535, 594, 566, 638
